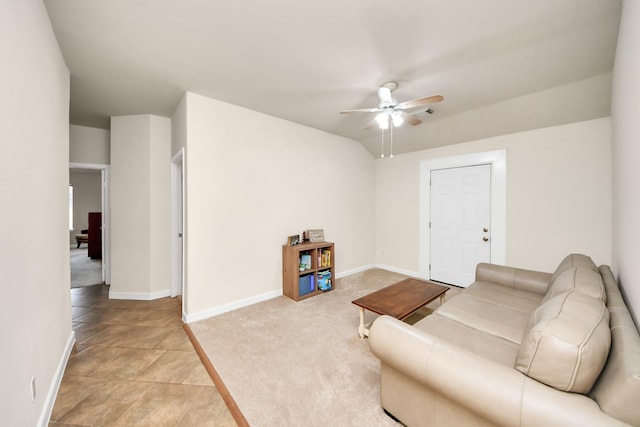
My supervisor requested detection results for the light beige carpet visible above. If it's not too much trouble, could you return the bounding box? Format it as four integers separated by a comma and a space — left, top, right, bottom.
70, 246, 103, 288
190, 269, 451, 427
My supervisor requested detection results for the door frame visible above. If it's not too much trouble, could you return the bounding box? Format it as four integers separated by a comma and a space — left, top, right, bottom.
69, 162, 111, 284
170, 148, 185, 302
418, 149, 507, 280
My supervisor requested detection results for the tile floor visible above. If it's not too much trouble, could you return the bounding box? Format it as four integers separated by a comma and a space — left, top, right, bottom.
49, 284, 237, 426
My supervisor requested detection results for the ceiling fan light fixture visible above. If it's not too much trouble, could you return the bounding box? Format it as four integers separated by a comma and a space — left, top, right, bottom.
392, 111, 404, 127
375, 112, 389, 129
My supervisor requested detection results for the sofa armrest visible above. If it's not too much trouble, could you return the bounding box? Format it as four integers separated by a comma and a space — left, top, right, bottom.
476, 262, 552, 295
369, 316, 627, 427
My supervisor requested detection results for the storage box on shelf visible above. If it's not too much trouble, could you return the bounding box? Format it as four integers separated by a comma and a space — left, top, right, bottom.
282, 241, 335, 301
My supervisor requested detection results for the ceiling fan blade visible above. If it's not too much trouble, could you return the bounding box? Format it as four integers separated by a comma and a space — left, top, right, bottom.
339, 107, 381, 114
364, 116, 379, 129
398, 110, 422, 126
396, 94, 444, 110
377, 86, 393, 104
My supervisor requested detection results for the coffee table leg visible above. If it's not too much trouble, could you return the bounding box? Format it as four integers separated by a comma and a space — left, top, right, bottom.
358, 307, 366, 338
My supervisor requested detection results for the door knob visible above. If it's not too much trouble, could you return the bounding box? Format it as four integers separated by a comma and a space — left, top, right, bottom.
483, 227, 489, 232
483, 237, 489, 242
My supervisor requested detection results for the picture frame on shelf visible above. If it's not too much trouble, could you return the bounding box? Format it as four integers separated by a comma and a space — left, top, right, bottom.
307, 229, 324, 242
287, 235, 301, 246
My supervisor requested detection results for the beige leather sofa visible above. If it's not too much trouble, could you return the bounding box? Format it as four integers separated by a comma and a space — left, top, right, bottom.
369, 254, 640, 427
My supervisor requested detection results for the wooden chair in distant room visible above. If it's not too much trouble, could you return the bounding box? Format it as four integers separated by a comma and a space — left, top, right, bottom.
75, 229, 88, 248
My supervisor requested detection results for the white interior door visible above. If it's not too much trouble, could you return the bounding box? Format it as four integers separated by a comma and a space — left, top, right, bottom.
430, 164, 491, 287
171, 149, 184, 298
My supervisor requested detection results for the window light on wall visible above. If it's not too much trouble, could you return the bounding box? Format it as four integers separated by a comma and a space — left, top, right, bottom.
69, 185, 73, 231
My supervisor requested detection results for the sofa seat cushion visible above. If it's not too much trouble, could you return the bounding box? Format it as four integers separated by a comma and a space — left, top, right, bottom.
516, 291, 611, 394
413, 313, 520, 367
434, 294, 531, 344
542, 266, 606, 304
463, 281, 543, 313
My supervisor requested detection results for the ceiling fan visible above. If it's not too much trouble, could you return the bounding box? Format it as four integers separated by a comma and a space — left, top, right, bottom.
340, 81, 443, 130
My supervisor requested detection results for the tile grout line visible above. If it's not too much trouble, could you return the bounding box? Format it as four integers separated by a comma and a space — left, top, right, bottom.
51, 285, 235, 426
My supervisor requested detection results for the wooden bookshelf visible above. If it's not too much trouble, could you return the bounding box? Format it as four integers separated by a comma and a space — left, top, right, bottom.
282, 241, 335, 301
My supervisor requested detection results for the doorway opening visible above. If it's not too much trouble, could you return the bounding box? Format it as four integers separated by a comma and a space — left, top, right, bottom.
419, 150, 506, 285
69, 162, 110, 287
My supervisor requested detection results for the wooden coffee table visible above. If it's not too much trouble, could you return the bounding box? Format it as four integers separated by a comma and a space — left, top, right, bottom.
352, 278, 449, 338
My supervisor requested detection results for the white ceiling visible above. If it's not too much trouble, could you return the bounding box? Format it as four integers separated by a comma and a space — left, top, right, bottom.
44, 0, 622, 156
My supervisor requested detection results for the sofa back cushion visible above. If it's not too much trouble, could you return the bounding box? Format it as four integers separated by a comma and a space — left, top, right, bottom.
589, 265, 640, 425
542, 267, 606, 305
550, 253, 597, 284
516, 291, 610, 394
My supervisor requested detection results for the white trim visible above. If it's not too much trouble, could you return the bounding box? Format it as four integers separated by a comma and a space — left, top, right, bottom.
183, 264, 421, 324
69, 161, 108, 170
170, 148, 185, 301
373, 264, 420, 278
335, 264, 376, 278
102, 168, 111, 284
38, 331, 75, 427
340, 264, 420, 280
184, 290, 282, 323
338, 264, 421, 280
108, 289, 171, 301
69, 162, 111, 284
419, 150, 507, 280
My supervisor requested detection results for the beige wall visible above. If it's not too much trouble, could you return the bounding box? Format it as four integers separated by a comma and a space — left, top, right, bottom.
0, 0, 72, 424
183, 92, 375, 318
612, 0, 640, 324
171, 95, 186, 156
69, 124, 110, 164
149, 116, 172, 295
110, 115, 171, 298
69, 170, 101, 244
375, 117, 612, 275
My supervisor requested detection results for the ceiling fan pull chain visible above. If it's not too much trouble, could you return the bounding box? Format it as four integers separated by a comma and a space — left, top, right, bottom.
380, 127, 385, 158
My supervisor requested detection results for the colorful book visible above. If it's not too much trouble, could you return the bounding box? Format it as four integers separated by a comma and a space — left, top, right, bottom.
317, 270, 332, 291
300, 254, 311, 270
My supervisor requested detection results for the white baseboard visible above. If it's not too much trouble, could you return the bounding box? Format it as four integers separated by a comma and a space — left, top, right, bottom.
372, 264, 422, 278
184, 289, 282, 323
109, 289, 171, 300
337, 264, 421, 279
183, 264, 420, 324
39, 330, 75, 427
335, 264, 376, 278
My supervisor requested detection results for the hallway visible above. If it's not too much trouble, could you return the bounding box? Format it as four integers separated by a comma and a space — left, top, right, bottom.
49, 284, 235, 426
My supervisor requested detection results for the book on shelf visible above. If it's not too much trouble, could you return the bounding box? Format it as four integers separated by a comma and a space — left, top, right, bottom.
317, 270, 332, 291
320, 249, 331, 267
299, 274, 314, 296
299, 254, 311, 270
